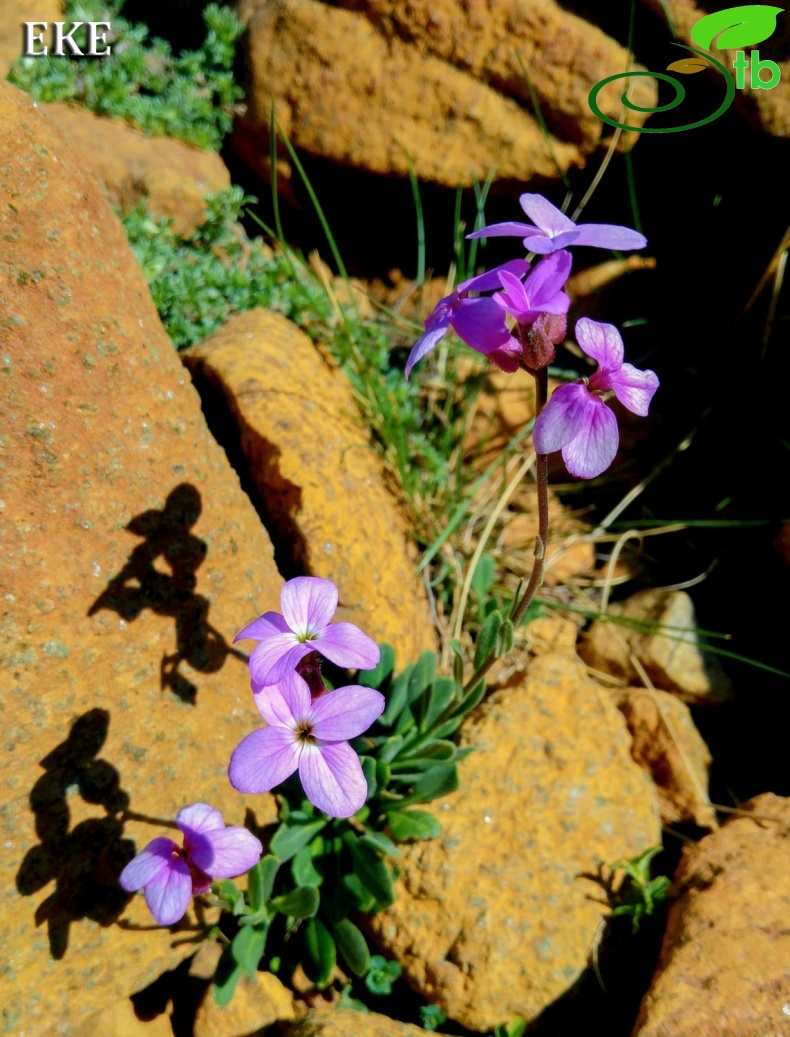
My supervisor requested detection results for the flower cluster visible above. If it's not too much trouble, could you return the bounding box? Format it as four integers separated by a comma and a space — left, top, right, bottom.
407, 193, 658, 478
230, 577, 384, 818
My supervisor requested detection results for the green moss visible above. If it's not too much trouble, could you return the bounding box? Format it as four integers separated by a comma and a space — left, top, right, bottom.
7, 1, 244, 151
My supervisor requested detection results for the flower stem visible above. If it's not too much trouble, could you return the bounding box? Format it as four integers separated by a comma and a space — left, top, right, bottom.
511, 364, 550, 628
461, 364, 550, 694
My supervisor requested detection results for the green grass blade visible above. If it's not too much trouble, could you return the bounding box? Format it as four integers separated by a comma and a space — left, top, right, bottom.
408, 162, 426, 285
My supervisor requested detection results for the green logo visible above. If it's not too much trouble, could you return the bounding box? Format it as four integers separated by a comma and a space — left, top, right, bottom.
588, 4, 784, 133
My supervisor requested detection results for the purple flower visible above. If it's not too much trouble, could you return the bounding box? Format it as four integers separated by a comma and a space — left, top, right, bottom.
532, 318, 659, 479
119, 803, 263, 926
494, 250, 572, 325
468, 193, 647, 255
405, 259, 529, 378
235, 577, 380, 689
229, 671, 385, 818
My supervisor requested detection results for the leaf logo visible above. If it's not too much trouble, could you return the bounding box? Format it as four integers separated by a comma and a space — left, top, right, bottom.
666, 58, 712, 73
690, 5, 784, 50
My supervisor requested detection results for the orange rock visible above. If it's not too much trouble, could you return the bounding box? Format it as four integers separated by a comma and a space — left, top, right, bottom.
0, 1, 62, 78
613, 688, 715, 829
40, 102, 231, 236
234, 0, 583, 189
72, 998, 172, 1037
369, 652, 659, 1031
190, 943, 295, 1037
633, 793, 790, 1037
0, 81, 280, 1035
288, 1008, 430, 1036
183, 309, 436, 664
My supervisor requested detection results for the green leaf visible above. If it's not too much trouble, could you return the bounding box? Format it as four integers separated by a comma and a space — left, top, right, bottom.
691, 5, 783, 49
450, 680, 486, 719
474, 609, 502, 670
376, 758, 391, 790
358, 643, 395, 687
381, 668, 411, 725
231, 921, 268, 979
345, 832, 395, 907
429, 715, 465, 740
407, 651, 437, 704
270, 884, 320, 918
360, 755, 377, 798
379, 735, 404, 764
423, 676, 456, 732
292, 844, 323, 888
212, 942, 244, 1006
248, 855, 279, 912
215, 878, 244, 914
496, 617, 515, 657
359, 830, 401, 857
399, 762, 459, 806
402, 739, 456, 762
470, 553, 496, 603
393, 705, 416, 737
270, 817, 327, 863
303, 917, 336, 988
332, 918, 371, 976
387, 808, 442, 841
342, 872, 377, 912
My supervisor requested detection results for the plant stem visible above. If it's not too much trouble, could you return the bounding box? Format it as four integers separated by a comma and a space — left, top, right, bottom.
461, 363, 550, 694
512, 364, 550, 628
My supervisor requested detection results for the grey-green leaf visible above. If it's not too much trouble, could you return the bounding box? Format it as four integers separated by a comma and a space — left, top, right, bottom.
358, 642, 395, 688
303, 917, 336, 988
332, 918, 371, 976
387, 808, 442, 841
270, 884, 320, 919
474, 609, 502, 670
270, 818, 327, 862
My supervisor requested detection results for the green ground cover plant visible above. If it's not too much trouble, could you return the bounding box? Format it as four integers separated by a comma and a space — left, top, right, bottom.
7, 0, 243, 150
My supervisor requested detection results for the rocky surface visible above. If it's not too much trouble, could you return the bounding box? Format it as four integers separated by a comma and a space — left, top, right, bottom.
0, 0, 62, 78
579, 589, 733, 704
0, 81, 280, 1035
614, 688, 715, 829
286, 1009, 429, 1037
234, 0, 655, 190
369, 652, 660, 1032
183, 308, 436, 665
41, 102, 230, 235
633, 793, 790, 1037
71, 999, 172, 1037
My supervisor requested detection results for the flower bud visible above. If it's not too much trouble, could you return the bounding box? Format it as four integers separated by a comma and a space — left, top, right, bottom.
524, 312, 566, 370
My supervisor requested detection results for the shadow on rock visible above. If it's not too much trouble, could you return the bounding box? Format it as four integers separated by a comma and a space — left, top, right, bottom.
88, 483, 246, 704
15, 709, 136, 960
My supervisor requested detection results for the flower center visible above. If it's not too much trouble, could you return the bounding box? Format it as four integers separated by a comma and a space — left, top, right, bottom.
296, 630, 319, 644
295, 722, 316, 744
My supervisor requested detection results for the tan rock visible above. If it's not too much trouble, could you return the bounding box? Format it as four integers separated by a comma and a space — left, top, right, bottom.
614, 688, 715, 829
183, 308, 436, 665
286, 1008, 429, 1036
579, 589, 733, 704
332, 0, 656, 149
234, 0, 583, 189
71, 998, 172, 1037
40, 102, 231, 236
0, 80, 280, 1035
633, 793, 790, 1037
369, 653, 660, 1031
643, 0, 790, 137
192, 943, 295, 1037
0, 1, 62, 78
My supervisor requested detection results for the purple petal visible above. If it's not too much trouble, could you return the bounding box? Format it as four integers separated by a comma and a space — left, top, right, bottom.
405, 321, 449, 379
525, 251, 572, 308
299, 741, 369, 818
310, 685, 385, 741
522, 234, 555, 255
450, 297, 511, 354
465, 220, 535, 240
532, 383, 595, 454
562, 398, 619, 479
228, 726, 299, 794
188, 826, 263, 879
281, 577, 338, 635
234, 611, 289, 644
607, 364, 660, 416
119, 837, 178, 893
318, 623, 381, 671
487, 339, 522, 372
176, 803, 224, 838
519, 194, 576, 236
554, 224, 647, 251
256, 670, 311, 726
143, 855, 192, 926
575, 318, 624, 373
458, 258, 529, 293
249, 633, 310, 688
